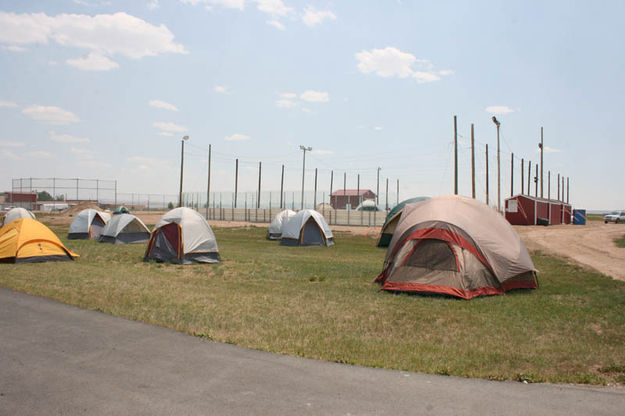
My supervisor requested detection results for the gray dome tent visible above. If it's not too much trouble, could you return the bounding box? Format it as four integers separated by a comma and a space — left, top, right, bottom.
68, 209, 109, 240
98, 213, 150, 244
2, 207, 35, 226
144, 207, 220, 264
280, 209, 334, 247
267, 209, 296, 240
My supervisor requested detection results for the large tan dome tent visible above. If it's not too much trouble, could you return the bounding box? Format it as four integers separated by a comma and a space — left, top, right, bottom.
375, 195, 537, 299
280, 209, 334, 247
144, 207, 220, 264
98, 213, 150, 244
68, 209, 109, 240
267, 209, 296, 240
0, 218, 78, 263
377, 197, 429, 247
2, 207, 36, 227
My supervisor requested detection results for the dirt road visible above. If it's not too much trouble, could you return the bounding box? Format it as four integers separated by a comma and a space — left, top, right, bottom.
514, 221, 625, 281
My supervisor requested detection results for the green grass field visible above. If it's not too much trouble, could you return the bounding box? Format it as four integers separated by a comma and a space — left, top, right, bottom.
1, 224, 624, 386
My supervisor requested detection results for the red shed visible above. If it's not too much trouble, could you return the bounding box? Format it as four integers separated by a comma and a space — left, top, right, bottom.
4, 191, 37, 204
505, 194, 571, 225
330, 189, 376, 209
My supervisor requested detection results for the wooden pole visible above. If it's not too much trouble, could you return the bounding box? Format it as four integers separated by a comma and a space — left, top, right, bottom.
527, 161, 532, 195
567, 177, 569, 204
535, 163, 538, 197
557, 173, 560, 201
343, 172, 347, 209
521, 158, 524, 195
548, 170, 551, 200
280, 164, 284, 209
330, 170, 334, 208
471, 123, 475, 198
234, 158, 238, 208
540, 127, 544, 198
454, 115, 458, 195
485, 144, 489, 205
510, 153, 514, 196
206, 144, 211, 218
314, 168, 318, 208
257, 161, 262, 209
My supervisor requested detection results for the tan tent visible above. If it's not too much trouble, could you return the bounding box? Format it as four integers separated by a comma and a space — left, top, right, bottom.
375, 195, 537, 299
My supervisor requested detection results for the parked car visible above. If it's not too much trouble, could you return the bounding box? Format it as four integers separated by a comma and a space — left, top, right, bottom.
604, 211, 625, 223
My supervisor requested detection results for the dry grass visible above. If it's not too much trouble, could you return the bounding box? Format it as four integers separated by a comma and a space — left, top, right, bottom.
1, 225, 624, 385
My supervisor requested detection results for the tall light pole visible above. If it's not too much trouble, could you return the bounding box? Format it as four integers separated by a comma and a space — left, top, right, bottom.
492, 116, 501, 212
299, 145, 312, 210
376, 167, 381, 206
178, 135, 189, 207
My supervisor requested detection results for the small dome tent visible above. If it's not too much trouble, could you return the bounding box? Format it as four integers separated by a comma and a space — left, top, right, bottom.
375, 195, 537, 299
377, 197, 429, 247
98, 213, 150, 244
144, 207, 220, 264
355, 199, 378, 211
267, 209, 296, 240
280, 209, 334, 247
2, 207, 36, 227
0, 218, 78, 263
68, 209, 109, 240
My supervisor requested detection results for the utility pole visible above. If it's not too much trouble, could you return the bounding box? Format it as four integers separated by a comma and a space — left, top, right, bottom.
376, 167, 381, 206
562, 176, 565, 202
314, 168, 318, 208
280, 164, 284, 209
567, 177, 569, 204
385, 178, 389, 210
510, 153, 514, 196
396, 179, 399, 205
557, 173, 560, 201
538, 126, 545, 198
527, 161, 532, 195
485, 144, 489, 205
521, 158, 524, 195
257, 161, 262, 209
454, 115, 458, 195
343, 172, 347, 209
492, 116, 501, 211
178, 135, 189, 207
300, 145, 312, 210
471, 123, 475, 199
206, 144, 211, 218
357, 173, 360, 208
234, 158, 238, 208
535, 163, 538, 197
330, 170, 334, 207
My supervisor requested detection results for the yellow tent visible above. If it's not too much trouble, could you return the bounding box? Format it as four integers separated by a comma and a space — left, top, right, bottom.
0, 218, 78, 263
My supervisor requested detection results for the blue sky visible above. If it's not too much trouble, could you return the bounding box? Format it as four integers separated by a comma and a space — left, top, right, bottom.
1, 0, 624, 210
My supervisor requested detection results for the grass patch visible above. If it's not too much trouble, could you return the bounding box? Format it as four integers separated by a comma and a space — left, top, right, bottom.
1, 224, 625, 386
615, 235, 625, 248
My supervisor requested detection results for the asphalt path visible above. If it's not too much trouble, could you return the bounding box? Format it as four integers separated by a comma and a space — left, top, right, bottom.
1, 287, 624, 416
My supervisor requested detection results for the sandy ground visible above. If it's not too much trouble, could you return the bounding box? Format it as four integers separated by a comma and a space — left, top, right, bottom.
514, 221, 625, 281
21, 207, 625, 281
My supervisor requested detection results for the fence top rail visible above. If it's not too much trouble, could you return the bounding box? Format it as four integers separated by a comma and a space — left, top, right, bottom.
13, 177, 117, 182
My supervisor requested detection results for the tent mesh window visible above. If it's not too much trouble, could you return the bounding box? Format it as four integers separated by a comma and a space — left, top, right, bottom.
402, 239, 458, 272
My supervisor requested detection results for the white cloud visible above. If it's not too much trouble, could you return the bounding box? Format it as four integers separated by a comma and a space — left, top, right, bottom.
153, 121, 187, 133
266, 20, 285, 30
0, 12, 187, 70
0, 150, 19, 160
0, 140, 25, 147
73, 0, 112, 6
149, 99, 179, 111
355, 46, 451, 83
302, 6, 336, 27
485, 106, 515, 115
280, 92, 296, 99
180, 0, 245, 10
214, 85, 229, 93
276, 99, 298, 108
25, 151, 55, 159
50, 131, 90, 143
300, 90, 329, 102
224, 133, 250, 141
537, 146, 561, 154
79, 160, 111, 167
66, 52, 119, 71
0, 100, 19, 108
2, 45, 26, 52
147, 0, 160, 10
311, 149, 333, 155
70, 147, 95, 158
254, 0, 293, 17
22, 105, 80, 125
